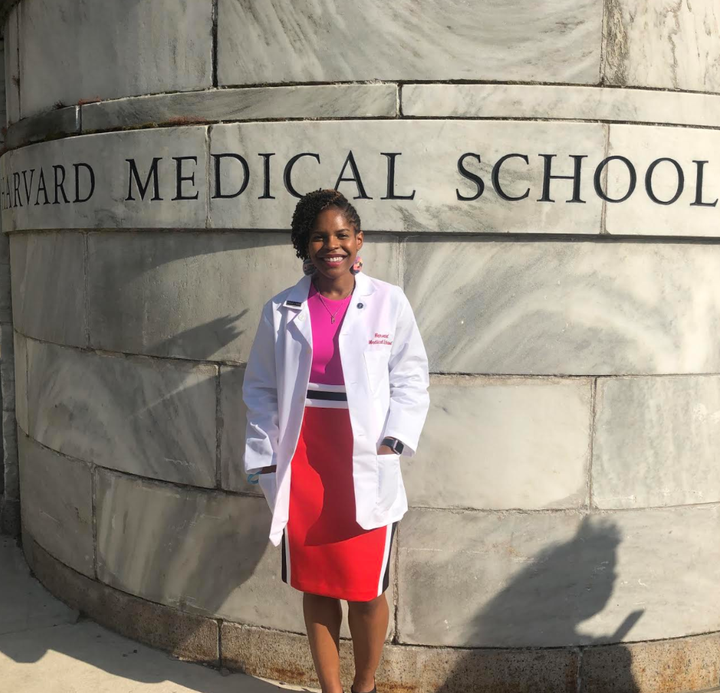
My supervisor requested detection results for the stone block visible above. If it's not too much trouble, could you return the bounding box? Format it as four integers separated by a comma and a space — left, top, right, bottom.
218, 0, 601, 86
22, 532, 219, 664
0, 39, 5, 141
593, 375, 720, 509
0, 357, 14, 412
605, 124, 720, 238
19, 433, 93, 576
0, 235, 12, 323
397, 505, 720, 647
0, 322, 14, 410
10, 232, 85, 347
402, 83, 720, 129
222, 622, 579, 693
209, 120, 605, 234
26, 338, 217, 487
12, 330, 26, 433
5, 105, 79, 149
87, 230, 399, 362
4, 5, 19, 124
17, 0, 213, 119
580, 631, 720, 693
1, 127, 209, 232
95, 469, 304, 632
2, 410, 17, 498
405, 375, 591, 510
219, 365, 259, 495
604, 0, 720, 92
96, 469, 394, 638
82, 84, 398, 132
403, 238, 720, 376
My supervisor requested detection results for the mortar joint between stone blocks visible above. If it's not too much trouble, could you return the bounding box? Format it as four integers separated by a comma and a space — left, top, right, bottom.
215, 365, 223, 490
91, 465, 98, 579
598, 0, 608, 88
587, 377, 598, 510
211, 0, 219, 89
205, 124, 212, 229
19, 330, 230, 371
83, 232, 90, 347
392, 522, 400, 644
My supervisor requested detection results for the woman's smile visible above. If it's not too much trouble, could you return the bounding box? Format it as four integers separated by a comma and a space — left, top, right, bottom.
320, 253, 347, 266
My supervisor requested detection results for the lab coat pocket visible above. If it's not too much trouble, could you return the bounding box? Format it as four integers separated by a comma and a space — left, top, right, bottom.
364, 349, 390, 394
376, 453, 401, 512
258, 473, 278, 512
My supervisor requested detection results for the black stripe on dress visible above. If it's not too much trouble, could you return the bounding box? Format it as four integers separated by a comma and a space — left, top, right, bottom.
382, 522, 398, 594
306, 390, 347, 401
281, 531, 288, 584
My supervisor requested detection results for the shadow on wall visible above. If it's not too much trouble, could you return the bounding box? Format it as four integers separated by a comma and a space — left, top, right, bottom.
85, 230, 294, 361
436, 517, 643, 693
3, 312, 277, 692
146, 311, 248, 360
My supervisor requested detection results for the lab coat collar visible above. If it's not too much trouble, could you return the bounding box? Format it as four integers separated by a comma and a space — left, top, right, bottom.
281, 271, 375, 310
282, 274, 313, 310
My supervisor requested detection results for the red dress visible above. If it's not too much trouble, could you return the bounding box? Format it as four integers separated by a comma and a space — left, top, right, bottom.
282, 284, 395, 601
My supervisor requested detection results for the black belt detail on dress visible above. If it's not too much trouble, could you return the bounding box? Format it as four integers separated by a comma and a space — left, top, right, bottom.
306, 390, 347, 401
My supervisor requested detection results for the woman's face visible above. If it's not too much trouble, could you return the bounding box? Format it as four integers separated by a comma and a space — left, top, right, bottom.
307, 207, 363, 279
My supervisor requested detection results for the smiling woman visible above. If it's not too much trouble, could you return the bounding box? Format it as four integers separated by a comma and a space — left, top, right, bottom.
242, 189, 430, 693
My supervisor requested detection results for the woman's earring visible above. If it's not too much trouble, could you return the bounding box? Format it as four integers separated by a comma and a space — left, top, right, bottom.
302, 257, 315, 276
350, 256, 363, 274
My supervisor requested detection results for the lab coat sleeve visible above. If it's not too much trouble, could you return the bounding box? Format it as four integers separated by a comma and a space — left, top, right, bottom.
383, 288, 430, 456
242, 300, 280, 474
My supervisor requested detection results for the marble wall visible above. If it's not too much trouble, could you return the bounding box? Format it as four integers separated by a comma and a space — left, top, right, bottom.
3, 0, 719, 124
4, 1, 720, 691
0, 33, 19, 537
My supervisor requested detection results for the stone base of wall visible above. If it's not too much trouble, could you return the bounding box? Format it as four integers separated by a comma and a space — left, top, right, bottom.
22, 529, 720, 693
22, 530, 219, 664
0, 497, 19, 536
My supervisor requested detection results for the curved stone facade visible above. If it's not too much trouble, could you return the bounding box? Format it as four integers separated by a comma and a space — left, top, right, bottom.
4, 1, 720, 691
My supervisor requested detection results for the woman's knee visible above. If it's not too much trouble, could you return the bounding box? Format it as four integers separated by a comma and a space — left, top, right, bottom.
347, 593, 386, 616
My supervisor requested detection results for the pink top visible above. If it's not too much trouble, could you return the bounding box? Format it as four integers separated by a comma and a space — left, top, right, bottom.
308, 283, 352, 385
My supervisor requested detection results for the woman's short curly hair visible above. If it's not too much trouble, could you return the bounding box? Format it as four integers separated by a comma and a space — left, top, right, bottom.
291, 189, 362, 260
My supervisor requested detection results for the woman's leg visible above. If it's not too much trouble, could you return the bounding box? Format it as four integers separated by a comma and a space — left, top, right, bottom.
303, 592, 344, 693
347, 593, 389, 693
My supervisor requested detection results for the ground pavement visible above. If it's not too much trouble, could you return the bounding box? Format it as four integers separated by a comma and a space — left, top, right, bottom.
0, 536, 315, 693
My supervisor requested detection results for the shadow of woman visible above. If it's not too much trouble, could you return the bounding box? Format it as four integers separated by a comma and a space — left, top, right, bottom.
436, 516, 644, 693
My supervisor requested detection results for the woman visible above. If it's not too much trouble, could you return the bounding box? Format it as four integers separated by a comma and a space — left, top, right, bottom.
243, 189, 430, 693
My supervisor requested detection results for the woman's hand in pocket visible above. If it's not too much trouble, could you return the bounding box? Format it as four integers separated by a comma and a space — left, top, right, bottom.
377, 445, 395, 456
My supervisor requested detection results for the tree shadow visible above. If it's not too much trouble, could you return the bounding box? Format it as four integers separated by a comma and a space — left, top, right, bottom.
436, 517, 643, 693
145, 312, 247, 362
2, 308, 282, 690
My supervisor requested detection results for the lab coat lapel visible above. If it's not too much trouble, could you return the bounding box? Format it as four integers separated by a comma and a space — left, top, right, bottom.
282, 274, 313, 349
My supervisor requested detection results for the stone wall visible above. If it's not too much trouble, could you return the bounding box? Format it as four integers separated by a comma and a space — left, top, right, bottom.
0, 31, 19, 538
4, 1, 720, 692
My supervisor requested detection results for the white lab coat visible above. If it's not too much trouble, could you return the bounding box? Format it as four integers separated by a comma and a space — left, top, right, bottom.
242, 271, 430, 546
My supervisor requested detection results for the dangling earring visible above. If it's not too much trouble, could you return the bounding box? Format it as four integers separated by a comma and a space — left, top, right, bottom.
302, 257, 315, 276
350, 256, 363, 274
